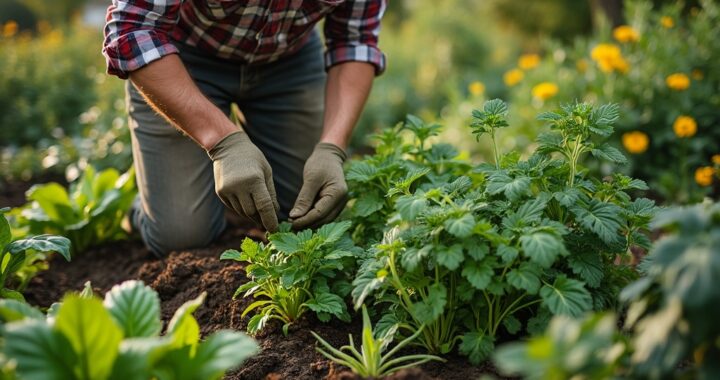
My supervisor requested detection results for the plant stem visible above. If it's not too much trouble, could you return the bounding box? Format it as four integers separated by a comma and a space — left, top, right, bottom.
491, 129, 501, 170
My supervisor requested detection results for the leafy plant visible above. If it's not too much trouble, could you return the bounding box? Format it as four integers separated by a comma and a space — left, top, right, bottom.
0, 280, 258, 380
11, 165, 136, 254
311, 305, 444, 377
0, 207, 70, 300
350, 100, 654, 363
221, 221, 361, 335
494, 201, 720, 379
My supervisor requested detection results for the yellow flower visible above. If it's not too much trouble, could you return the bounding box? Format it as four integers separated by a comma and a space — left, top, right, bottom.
694, 166, 714, 187
2, 21, 18, 38
666, 73, 690, 91
673, 115, 697, 138
692, 69, 704, 80
518, 54, 541, 70
712, 154, 720, 165
503, 69, 524, 87
622, 131, 649, 154
590, 43, 629, 73
660, 16, 674, 28
532, 82, 559, 101
576, 59, 588, 73
613, 25, 640, 43
468, 81, 485, 97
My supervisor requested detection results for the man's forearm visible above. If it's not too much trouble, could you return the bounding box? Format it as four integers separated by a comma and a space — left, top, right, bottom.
320, 62, 375, 150
128, 54, 237, 150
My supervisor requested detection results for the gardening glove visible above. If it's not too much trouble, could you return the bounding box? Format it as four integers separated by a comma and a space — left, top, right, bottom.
289, 142, 348, 230
207, 131, 280, 232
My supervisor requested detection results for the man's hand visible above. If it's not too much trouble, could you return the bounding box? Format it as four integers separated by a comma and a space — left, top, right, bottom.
289, 143, 347, 229
208, 131, 280, 232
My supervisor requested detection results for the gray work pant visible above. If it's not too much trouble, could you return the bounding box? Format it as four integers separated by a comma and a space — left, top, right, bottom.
127, 33, 325, 255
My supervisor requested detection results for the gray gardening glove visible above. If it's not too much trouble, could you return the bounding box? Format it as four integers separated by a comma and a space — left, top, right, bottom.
289, 143, 348, 230
207, 131, 279, 232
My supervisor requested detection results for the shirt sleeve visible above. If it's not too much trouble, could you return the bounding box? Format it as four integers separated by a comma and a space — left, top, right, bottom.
323, 0, 387, 75
102, 0, 183, 79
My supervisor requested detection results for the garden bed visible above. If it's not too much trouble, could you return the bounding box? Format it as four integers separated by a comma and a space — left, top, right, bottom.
22, 226, 497, 380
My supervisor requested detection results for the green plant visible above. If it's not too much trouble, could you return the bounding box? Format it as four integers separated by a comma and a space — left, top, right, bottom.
311, 305, 444, 377
12, 165, 136, 254
350, 100, 654, 363
0, 207, 70, 300
494, 201, 720, 379
0, 280, 258, 380
221, 221, 361, 335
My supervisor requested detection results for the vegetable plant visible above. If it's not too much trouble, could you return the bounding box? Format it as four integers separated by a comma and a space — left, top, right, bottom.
0, 207, 70, 300
221, 221, 361, 335
0, 280, 258, 380
11, 165, 136, 254
350, 100, 654, 363
311, 305, 444, 377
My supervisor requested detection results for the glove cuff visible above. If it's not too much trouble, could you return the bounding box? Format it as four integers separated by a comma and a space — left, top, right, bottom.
314, 142, 347, 162
207, 131, 248, 160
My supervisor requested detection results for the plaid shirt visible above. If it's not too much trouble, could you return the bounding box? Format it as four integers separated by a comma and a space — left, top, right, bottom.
103, 0, 386, 79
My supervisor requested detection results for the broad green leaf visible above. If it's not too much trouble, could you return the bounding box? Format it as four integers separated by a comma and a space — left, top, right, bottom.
413, 283, 447, 324
0, 211, 10, 249
345, 161, 378, 183
6, 235, 71, 262
108, 337, 173, 380
461, 260, 493, 290
269, 233, 302, 254
219, 249, 242, 261
570, 200, 624, 246
514, 196, 549, 224
351, 259, 387, 309
540, 276, 592, 317
507, 263, 541, 294
4, 319, 79, 380
591, 144, 627, 164
0, 288, 24, 301
167, 292, 205, 349
316, 221, 352, 245
568, 251, 604, 288
435, 244, 464, 270
190, 331, 259, 380
352, 193, 385, 217
55, 295, 123, 380
502, 315, 522, 334
553, 188, 582, 208
0, 299, 44, 322
498, 244, 519, 263
104, 281, 162, 338
26, 183, 75, 222
305, 292, 348, 321
3, 250, 26, 279
459, 332, 494, 364
465, 241, 489, 261
486, 172, 531, 201
444, 213, 475, 238
401, 245, 431, 272
247, 313, 270, 335
520, 232, 565, 268
395, 194, 427, 220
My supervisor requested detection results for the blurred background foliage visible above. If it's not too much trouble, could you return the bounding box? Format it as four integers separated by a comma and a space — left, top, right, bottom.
0, 0, 717, 204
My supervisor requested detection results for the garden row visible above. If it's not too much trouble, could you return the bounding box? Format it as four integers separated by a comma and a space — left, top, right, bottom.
1, 100, 717, 379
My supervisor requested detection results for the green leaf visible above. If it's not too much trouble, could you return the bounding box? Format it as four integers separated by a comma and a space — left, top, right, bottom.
345, 161, 378, 183
6, 235, 71, 262
395, 194, 427, 220
108, 337, 173, 380
401, 245, 431, 272
0, 211, 10, 249
507, 263, 541, 294
502, 315, 522, 334
190, 330, 259, 380
553, 188, 582, 208
520, 232, 565, 268
486, 173, 531, 201
459, 332, 494, 365
540, 276, 592, 317
461, 260, 494, 290
269, 233, 302, 254
514, 196, 549, 224
413, 283, 447, 324
0, 299, 44, 322
570, 200, 624, 246
247, 313, 270, 335
305, 292, 348, 321
353, 193, 385, 217
55, 295, 123, 380
316, 221, 352, 245
4, 319, 79, 380
498, 244, 519, 263
219, 249, 242, 261
591, 144, 627, 164
435, 244, 464, 270
26, 183, 75, 222
568, 251, 604, 288
167, 292, 205, 349
104, 280, 162, 338
444, 213, 476, 238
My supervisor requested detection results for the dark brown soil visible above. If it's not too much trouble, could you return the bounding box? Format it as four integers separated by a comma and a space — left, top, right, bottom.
0, 176, 67, 209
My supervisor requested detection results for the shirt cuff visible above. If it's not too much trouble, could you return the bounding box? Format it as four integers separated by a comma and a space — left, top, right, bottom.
103, 30, 179, 79
324, 43, 386, 76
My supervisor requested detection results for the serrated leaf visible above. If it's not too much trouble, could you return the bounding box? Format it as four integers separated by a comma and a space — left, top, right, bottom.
514, 196, 549, 224
219, 249, 242, 261
413, 283, 447, 324
104, 281, 162, 338
436, 244, 464, 270
352, 193, 385, 217
486, 172, 531, 201
553, 188, 582, 208
591, 144, 627, 164
401, 245, 431, 271
507, 263, 541, 294
6, 235, 71, 262
305, 292, 347, 321
568, 251, 604, 288
461, 260, 494, 290
540, 276, 592, 317
269, 232, 302, 254
498, 244, 519, 263
459, 332, 494, 364
345, 161, 378, 183
395, 194, 427, 220
316, 221, 352, 245
444, 213, 475, 238
520, 232, 565, 268
570, 200, 624, 245
502, 315, 522, 334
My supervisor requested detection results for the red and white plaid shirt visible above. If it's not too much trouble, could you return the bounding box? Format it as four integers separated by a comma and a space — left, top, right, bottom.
102, 0, 386, 79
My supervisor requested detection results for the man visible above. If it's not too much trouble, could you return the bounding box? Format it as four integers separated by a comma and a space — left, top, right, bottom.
102, 0, 386, 255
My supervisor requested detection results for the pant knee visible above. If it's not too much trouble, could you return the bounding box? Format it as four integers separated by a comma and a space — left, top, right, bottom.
140, 216, 225, 256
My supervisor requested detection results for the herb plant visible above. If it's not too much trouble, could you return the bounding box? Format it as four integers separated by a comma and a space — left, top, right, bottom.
312, 305, 444, 377
221, 221, 361, 335
350, 100, 654, 363
12, 165, 136, 254
0, 280, 258, 380
0, 207, 70, 300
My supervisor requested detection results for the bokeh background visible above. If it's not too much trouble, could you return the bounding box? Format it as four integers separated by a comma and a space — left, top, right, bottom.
1, 0, 718, 204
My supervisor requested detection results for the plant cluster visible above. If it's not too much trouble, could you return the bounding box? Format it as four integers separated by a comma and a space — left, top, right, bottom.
0, 280, 258, 380
348, 100, 654, 363
494, 201, 720, 379
221, 221, 362, 335
11, 165, 136, 254
0, 207, 70, 300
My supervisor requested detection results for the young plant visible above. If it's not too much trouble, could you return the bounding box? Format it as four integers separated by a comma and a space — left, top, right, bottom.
312, 305, 444, 377
0, 280, 258, 380
221, 221, 360, 335
0, 207, 70, 300
12, 165, 136, 254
